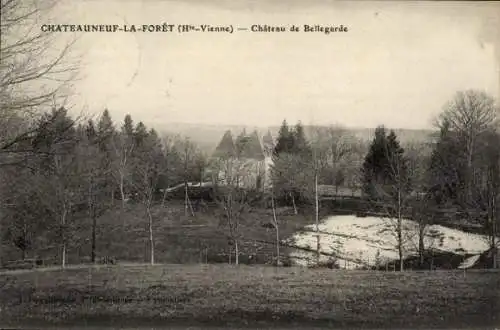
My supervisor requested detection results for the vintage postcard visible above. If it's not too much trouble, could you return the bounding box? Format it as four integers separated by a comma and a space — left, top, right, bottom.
0, 0, 499, 329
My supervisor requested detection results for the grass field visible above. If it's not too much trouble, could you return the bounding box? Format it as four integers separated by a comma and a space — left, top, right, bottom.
0, 264, 499, 329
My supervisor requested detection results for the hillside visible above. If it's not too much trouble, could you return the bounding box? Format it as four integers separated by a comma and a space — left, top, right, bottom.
0, 201, 313, 267
3, 195, 495, 272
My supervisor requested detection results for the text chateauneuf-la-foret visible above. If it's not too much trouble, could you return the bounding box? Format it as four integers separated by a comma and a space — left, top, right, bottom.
40, 24, 348, 34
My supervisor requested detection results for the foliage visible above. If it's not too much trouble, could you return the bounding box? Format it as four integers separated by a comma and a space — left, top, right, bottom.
361, 126, 410, 203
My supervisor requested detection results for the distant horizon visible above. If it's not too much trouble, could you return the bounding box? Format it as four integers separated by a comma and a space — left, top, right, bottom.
143, 119, 437, 151
144, 119, 438, 132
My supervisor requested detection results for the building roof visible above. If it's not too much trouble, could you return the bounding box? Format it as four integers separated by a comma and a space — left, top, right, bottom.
213, 129, 265, 161
237, 130, 265, 160
213, 130, 236, 158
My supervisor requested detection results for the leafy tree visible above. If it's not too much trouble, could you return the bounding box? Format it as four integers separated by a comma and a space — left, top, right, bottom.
134, 122, 149, 149
385, 130, 411, 198
97, 110, 114, 144
271, 120, 315, 210
273, 120, 294, 156
1, 169, 47, 260
96, 110, 116, 204
427, 119, 465, 207
271, 152, 312, 214
31, 109, 82, 268
429, 90, 500, 269
361, 126, 390, 200
79, 118, 114, 263
122, 115, 134, 137
362, 127, 412, 271
292, 121, 310, 156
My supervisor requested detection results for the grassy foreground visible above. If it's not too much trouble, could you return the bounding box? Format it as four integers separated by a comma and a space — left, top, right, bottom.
0, 264, 499, 329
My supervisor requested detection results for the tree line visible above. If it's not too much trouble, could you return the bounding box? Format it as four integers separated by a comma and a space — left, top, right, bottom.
0, 108, 210, 266
268, 90, 500, 270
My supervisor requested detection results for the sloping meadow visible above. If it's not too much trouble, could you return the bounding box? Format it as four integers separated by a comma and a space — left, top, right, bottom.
0, 264, 498, 328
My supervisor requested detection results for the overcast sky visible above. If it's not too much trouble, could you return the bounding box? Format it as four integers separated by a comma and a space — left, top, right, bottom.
54, 0, 500, 129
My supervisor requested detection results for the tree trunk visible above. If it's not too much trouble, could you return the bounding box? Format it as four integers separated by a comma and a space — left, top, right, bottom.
91, 211, 97, 263
61, 209, 67, 269
462, 135, 475, 208
398, 221, 403, 271
147, 202, 154, 265
418, 225, 425, 267
119, 174, 126, 209
0, 220, 2, 266
161, 174, 170, 208
161, 188, 168, 208
492, 221, 497, 269
271, 189, 280, 266
62, 243, 66, 269
89, 179, 97, 264
200, 167, 204, 187
187, 194, 195, 216
184, 181, 189, 216
397, 190, 403, 272
22, 222, 28, 260
291, 193, 298, 215
235, 239, 239, 265
315, 171, 320, 264
492, 194, 498, 269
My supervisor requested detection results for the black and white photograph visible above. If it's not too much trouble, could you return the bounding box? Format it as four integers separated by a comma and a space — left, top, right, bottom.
0, 0, 499, 329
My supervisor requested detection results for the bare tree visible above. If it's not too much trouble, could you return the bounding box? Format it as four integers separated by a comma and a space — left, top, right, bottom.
311, 139, 320, 264
311, 126, 356, 191
175, 137, 198, 216
270, 185, 281, 266
211, 155, 256, 265
160, 134, 180, 208
34, 151, 82, 268
473, 130, 500, 268
404, 140, 434, 267
437, 90, 498, 206
308, 125, 357, 264
194, 151, 208, 186
133, 131, 164, 265
111, 132, 135, 209
1, 0, 80, 155
409, 193, 435, 268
